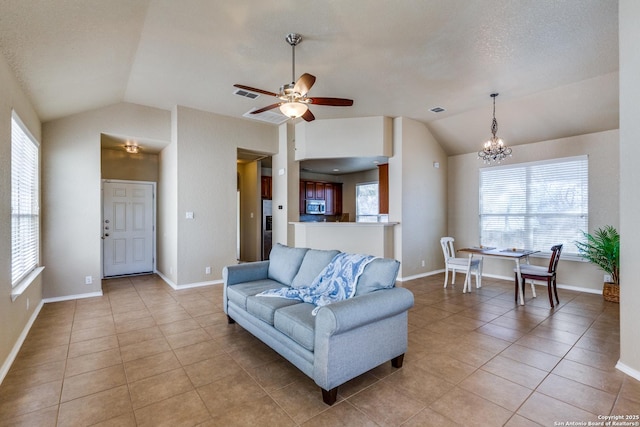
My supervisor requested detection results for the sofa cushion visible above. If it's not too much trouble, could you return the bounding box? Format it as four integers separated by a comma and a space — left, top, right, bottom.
355, 258, 400, 296
268, 244, 309, 286
273, 303, 316, 352
291, 249, 341, 288
247, 296, 301, 325
227, 279, 283, 311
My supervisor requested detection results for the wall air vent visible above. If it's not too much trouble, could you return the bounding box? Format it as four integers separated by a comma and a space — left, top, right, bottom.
243, 108, 289, 125
429, 106, 446, 113
234, 89, 260, 99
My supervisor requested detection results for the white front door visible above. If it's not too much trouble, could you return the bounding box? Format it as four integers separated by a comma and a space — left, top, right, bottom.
103, 181, 155, 277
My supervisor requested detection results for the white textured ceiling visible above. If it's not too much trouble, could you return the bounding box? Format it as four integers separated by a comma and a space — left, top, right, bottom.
0, 0, 619, 159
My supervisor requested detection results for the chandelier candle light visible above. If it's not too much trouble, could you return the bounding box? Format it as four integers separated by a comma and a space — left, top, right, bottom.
478, 93, 512, 164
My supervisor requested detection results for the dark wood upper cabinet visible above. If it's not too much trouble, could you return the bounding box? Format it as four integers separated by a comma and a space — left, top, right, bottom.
299, 180, 343, 215
305, 181, 315, 200
378, 164, 389, 214
261, 176, 272, 199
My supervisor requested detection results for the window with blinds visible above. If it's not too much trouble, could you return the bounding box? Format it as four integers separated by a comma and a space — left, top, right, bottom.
479, 155, 588, 256
11, 113, 40, 287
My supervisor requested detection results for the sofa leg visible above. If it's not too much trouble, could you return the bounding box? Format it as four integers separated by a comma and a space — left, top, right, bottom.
321, 387, 338, 405
227, 315, 236, 324
391, 353, 405, 368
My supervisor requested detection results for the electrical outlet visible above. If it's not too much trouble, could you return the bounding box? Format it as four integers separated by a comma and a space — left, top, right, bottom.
604, 274, 612, 283
421, 260, 425, 267
85, 276, 92, 285
205, 266, 211, 275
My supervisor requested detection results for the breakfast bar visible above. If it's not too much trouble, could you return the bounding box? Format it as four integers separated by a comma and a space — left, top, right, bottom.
290, 221, 399, 258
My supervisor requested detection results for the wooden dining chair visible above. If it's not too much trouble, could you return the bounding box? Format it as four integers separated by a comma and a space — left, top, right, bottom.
514, 244, 563, 307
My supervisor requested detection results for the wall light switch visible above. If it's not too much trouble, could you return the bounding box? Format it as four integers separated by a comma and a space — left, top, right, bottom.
186, 211, 194, 219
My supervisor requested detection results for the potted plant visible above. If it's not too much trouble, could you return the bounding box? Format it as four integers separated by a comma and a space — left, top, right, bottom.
575, 225, 620, 302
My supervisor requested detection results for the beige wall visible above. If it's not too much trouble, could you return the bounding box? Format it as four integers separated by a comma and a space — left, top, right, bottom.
172, 106, 277, 286
272, 123, 299, 247
0, 49, 43, 379
42, 103, 171, 298
619, 0, 640, 377
340, 169, 378, 221
157, 110, 178, 284
448, 130, 619, 291
391, 117, 448, 279
101, 148, 159, 182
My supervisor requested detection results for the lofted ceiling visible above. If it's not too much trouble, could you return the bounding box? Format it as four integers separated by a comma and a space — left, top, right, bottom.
0, 0, 619, 170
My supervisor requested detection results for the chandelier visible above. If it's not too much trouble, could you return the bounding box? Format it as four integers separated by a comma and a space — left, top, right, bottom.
478, 93, 512, 164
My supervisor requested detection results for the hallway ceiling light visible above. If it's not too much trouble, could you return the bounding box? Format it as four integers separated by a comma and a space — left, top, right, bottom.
124, 143, 139, 154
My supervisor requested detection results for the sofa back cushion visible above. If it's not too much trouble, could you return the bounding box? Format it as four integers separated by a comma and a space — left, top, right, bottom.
291, 249, 341, 288
355, 258, 400, 296
268, 244, 309, 286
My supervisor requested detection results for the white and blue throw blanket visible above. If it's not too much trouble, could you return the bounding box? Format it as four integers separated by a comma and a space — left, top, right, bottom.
257, 253, 376, 315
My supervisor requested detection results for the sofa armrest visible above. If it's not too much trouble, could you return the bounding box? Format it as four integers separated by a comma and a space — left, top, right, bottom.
223, 261, 270, 286
315, 287, 414, 335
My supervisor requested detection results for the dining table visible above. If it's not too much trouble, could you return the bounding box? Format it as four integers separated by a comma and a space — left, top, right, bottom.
457, 246, 540, 305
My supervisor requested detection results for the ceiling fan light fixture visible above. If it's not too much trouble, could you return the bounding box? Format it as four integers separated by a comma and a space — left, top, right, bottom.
279, 101, 308, 118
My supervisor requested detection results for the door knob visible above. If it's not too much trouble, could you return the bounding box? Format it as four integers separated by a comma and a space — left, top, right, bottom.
104, 233, 109, 237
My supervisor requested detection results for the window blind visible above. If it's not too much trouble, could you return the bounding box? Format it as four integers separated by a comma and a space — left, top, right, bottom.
479, 155, 588, 256
11, 114, 40, 287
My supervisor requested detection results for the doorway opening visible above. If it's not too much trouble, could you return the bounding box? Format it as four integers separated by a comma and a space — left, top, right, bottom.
237, 149, 273, 262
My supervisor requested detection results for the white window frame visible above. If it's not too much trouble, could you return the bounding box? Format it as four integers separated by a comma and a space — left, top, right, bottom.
356, 181, 380, 223
11, 112, 42, 299
479, 155, 588, 258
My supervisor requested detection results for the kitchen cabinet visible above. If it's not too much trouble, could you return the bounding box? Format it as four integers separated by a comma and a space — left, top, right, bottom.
378, 164, 389, 214
314, 182, 325, 200
325, 183, 334, 215
299, 180, 343, 215
305, 181, 315, 200
261, 176, 272, 199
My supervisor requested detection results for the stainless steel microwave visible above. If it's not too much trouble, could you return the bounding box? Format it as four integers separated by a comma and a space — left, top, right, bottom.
306, 200, 326, 214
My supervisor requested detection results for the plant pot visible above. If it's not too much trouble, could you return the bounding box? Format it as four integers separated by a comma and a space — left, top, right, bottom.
603, 282, 619, 303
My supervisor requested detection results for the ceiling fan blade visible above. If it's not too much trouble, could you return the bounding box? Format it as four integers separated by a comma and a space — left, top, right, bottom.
301, 108, 315, 122
234, 84, 278, 98
293, 73, 316, 95
308, 97, 354, 106
251, 103, 282, 114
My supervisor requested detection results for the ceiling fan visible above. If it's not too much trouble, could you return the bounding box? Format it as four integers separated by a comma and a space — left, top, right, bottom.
234, 33, 353, 122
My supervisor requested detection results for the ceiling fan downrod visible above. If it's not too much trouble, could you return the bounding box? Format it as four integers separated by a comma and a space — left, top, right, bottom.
285, 33, 302, 85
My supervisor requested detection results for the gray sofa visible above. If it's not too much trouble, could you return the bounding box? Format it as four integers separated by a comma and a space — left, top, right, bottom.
222, 243, 414, 405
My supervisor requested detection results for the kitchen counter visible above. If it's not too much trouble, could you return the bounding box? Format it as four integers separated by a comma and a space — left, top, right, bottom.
289, 221, 399, 258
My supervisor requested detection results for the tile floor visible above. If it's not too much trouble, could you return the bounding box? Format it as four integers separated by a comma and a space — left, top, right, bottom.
0, 273, 639, 426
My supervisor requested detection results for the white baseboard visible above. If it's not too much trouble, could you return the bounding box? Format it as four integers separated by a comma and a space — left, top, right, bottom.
398, 270, 603, 295
616, 360, 640, 382
155, 270, 221, 290
0, 300, 45, 384
397, 269, 444, 282
42, 291, 103, 303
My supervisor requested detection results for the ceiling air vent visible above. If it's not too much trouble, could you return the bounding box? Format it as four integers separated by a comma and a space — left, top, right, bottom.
243, 108, 289, 125
429, 106, 446, 113
234, 89, 260, 99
